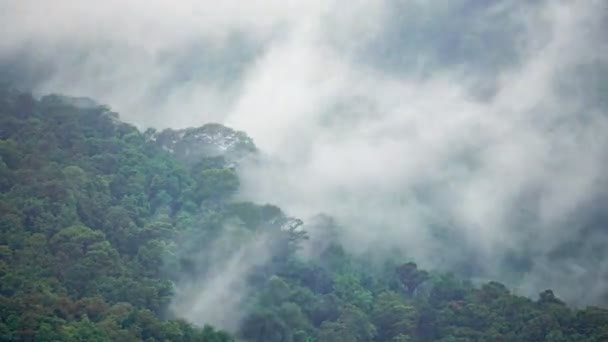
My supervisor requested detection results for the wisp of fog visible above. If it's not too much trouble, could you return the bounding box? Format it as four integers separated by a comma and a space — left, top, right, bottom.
2, 0, 607, 328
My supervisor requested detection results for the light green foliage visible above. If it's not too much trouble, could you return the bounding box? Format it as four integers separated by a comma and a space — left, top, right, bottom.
333, 274, 373, 310
193, 168, 239, 204
318, 320, 357, 342
372, 291, 417, 341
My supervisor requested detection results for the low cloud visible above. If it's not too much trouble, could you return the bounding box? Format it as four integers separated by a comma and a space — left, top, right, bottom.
2, 0, 607, 307
170, 226, 274, 331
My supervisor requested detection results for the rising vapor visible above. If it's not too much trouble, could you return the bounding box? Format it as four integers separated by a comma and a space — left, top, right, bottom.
1, 0, 607, 311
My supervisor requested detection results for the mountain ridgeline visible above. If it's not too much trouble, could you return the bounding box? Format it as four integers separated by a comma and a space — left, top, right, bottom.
1, 87, 608, 341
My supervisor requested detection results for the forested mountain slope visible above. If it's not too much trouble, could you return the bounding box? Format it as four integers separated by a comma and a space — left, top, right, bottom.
1, 86, 608, 341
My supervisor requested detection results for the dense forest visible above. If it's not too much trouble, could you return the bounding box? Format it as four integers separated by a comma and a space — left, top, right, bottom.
1, 85, 608, 342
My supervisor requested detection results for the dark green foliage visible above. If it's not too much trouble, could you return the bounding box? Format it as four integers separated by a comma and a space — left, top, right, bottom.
396, 262, 429, 296
1, 86, 607, 341
0, 88, 234, 341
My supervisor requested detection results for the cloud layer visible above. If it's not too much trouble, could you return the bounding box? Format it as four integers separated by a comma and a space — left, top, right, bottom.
2, 0, 608, 308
